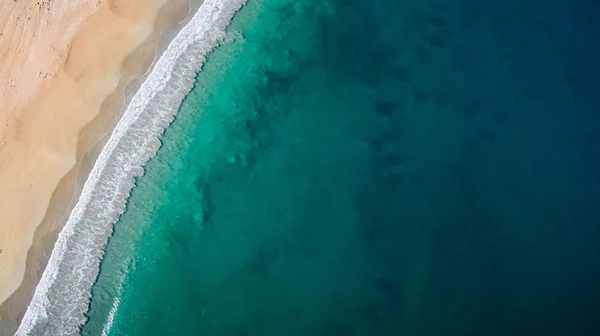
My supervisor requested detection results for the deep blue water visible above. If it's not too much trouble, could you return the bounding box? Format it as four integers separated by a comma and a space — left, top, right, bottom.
83, 0, 600, 334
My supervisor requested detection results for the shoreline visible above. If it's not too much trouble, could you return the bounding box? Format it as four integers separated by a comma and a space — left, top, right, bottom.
15, 0, 246, 334
0, 0, 192, 333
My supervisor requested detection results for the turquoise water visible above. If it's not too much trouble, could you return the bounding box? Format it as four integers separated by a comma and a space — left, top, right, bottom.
83, 0, 600, 335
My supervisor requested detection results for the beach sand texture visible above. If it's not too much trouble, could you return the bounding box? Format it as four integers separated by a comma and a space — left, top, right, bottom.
0, 0, 184, 310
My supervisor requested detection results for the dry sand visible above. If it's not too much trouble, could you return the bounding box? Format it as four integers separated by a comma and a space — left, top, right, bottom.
0, 0, 190, 330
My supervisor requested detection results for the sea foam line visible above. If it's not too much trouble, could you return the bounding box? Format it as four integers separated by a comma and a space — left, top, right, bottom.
99, 289, 120, 336
16, 0, 246, 334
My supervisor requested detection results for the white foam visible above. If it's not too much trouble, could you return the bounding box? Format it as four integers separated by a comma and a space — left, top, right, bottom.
16, 0, 246, 334
100, 287, 121, 336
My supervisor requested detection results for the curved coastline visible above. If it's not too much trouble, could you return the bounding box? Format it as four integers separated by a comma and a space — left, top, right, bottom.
16, 0, 246, 335
0, 0, 191, 333
1, 0, 194, 330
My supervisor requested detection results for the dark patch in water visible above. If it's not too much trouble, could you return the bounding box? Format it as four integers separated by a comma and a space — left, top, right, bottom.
375, 101, 395, 117
376, 130, 399, 145
493, 110, 508, 123
481, 130, 496, 142
383, 153, 403, 166
413, 88, 429, 103
261, 69, 293, 96
463, 138, 481, 152
369, 130, 399, 151
392, 66, 409, 83
363, 220, 386, 243
384, 172, 403, 188
441, 27, 455, 40
324, 323, 352, 336
247, 245, 279, 277
360, 72, 381, 89
434, 92, 449, 107
460, 101, 481, 116
427, 16, 447, 27
363, 304, 380, 323
416, 45, 428, 57
429, 35, 444, 47
377, 278, 403, 312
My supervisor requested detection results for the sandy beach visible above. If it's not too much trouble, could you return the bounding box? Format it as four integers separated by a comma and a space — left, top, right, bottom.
0, 0, 190, 332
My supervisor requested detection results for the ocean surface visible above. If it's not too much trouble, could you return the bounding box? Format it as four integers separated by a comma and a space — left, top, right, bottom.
39, 0, 600, 334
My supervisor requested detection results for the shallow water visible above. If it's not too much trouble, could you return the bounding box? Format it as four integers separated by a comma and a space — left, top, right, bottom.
83, 0, 600, 335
